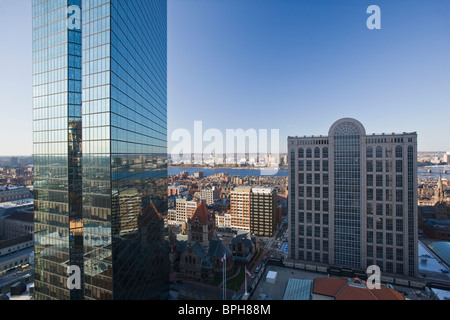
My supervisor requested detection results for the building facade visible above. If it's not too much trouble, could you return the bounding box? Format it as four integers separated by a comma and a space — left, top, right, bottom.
0, 187, 33, 203
33, 0, 168, 300
200, 187, 220, 206
250, 187, 277, 237
230, 187, 252, 231
175, 198, 198, 225
288, 118, 418, 277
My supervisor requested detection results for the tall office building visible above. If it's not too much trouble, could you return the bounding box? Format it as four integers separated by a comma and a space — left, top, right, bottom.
230, 186, 278, 236
250, 187, 277, 237
288, 118, 418, 277
230, 186, 252, 231
32, 0, 168, 300
175, 198, 198, 224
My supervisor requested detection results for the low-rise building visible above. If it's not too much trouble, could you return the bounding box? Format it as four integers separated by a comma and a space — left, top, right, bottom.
312, 277, 405, 300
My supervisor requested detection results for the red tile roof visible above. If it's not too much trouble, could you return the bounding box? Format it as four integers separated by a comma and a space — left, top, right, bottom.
313, 277, 405, 300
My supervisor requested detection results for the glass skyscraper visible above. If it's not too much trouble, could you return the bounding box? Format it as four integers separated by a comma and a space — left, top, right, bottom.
33, 0, 168, 300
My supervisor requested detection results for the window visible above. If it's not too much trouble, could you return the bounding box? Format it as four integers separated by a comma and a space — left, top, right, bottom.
315, 200, 321, 211
386, 146, 392, 158
396, 175, 403, 188
386, 160, 392, 172
376, 246, 383, 259
386, 204, 392, 216
367, 175, 373, 187
396, 204, 403, 217
396, 250, 404, 265
299, 186, 305, 197
314, 147, 320, 158
367, 246, 373, 257
396, 219, 404, 232
306, 148, 312, 158
396, 235, 403, 247
396, 190, 403, 202
323, 187, 329, 199
386, 247, 393, 260
323, 160, 329, 171
315, 214, 321, 224
367, 146, 373, 158
376, 189, 383, 201
376, 161, 383, 172
299, 148, 304, 158
395, 146, 403, 158
314, 160, 321, 171
367, 188, 373, 201
367, 202, 374, 215
376, 175, 383, 187
376, 203, 383, 215
314, 174, 321, 184
376, 146, 383, 158
376, 217, 383, 229
386, 219, 393, 231
367, 231, 373, 243
396, 160, 403, 172
367, 217, 373, 229
315, 187, 321, 198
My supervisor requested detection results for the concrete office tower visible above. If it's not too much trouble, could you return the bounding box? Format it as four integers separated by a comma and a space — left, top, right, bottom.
176, 198, 198, 224
287, 118, 418, 278
33, 0, 168, 300
250, 187, 277, 237
200, 186, 220, 206
230, 186, 252, 231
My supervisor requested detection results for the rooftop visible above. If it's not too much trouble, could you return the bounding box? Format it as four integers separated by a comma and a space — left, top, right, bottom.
283, 279, 313, 300
313, 277, 405, 300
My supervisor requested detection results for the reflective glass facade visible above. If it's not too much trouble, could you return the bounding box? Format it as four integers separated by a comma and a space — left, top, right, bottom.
82, 0, 168, 300
33, 0, 168, 300
333, 122, 361, 268
33, 0, 84, 300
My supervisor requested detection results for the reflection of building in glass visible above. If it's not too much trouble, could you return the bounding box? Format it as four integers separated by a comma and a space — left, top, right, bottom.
33, 0, 168, 300
171, 201, 233, 282
288, 118, 418, 277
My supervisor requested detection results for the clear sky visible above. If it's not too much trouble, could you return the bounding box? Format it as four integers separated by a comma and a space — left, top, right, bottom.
1, 0, 450, 156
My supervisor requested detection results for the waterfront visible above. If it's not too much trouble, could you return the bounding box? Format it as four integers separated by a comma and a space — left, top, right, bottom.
168, 167, 288, 177
168, 166, 450, 179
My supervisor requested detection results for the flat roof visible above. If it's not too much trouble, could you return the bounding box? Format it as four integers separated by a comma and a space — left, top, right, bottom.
283, 279, 313, 300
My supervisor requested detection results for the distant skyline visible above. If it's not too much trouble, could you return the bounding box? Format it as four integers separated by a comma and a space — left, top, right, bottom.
1, 0, 450, 156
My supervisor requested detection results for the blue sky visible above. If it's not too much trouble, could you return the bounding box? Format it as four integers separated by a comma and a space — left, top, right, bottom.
1, 0, 450, 155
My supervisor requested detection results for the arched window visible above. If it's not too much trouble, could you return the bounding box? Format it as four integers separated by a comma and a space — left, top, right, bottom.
314, 147, 320, 158
323, 147, 329, 158
298, 148, 304, 158
306, 148, 312, 158
366, 146, 373, 158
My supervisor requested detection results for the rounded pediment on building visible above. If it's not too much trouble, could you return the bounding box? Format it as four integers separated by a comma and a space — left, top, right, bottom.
329, 118, 366, 137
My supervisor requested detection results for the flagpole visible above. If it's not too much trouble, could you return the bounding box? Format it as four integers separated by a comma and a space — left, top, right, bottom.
223, 257, 225, 300
224, 256, 227, 300
245, 267, 248, 296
